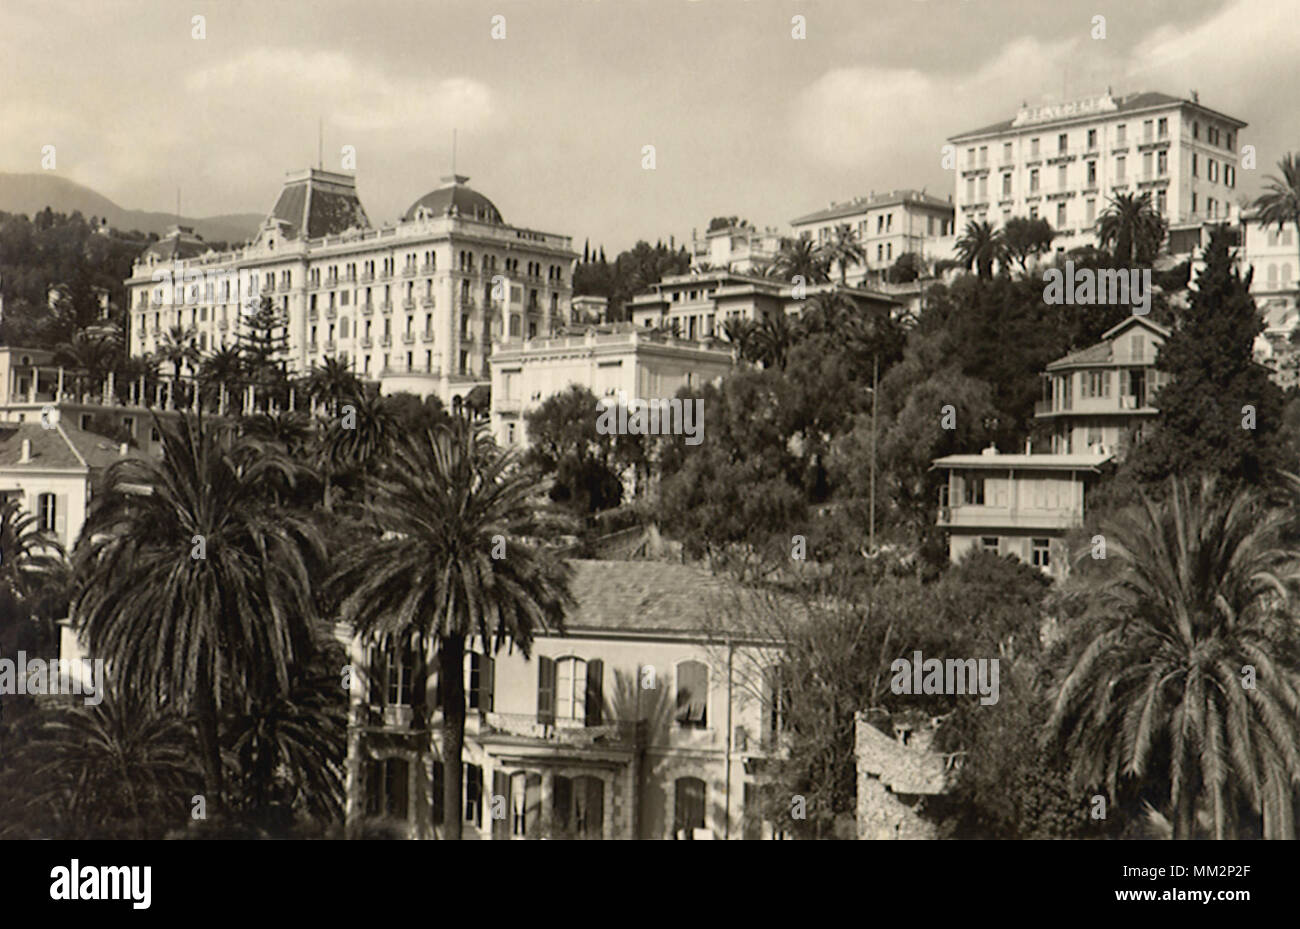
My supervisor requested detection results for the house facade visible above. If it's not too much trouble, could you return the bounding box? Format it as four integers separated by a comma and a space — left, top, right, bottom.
789, 189, 956, 284
933, 447, 1112, 579
1035, 316, 1171, 456
342, 560, 791, 839
488, 324, 733, 448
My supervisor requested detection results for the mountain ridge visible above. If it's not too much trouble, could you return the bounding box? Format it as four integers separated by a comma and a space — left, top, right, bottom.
0, 173, 262, 246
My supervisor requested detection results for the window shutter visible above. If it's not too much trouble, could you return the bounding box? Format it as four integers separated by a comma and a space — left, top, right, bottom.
431, 760, 444, 826
54, 494, 67, 543
481, 654, 495, 713
585, 658, 603, 727
492, 771, 510, 840
537, 656, 555, 725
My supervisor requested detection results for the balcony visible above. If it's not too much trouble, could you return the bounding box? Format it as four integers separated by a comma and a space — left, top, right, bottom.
378, 270, 392, 281
460, 331, 474, 344
495, 398, 521, 413
361, 336, 373, 349
308, 341, 318, 353
422, 329, 435, 343
361, 302, 373, 316
325, 340, 336, 353
381, 300, 393, 313
308, 308, 319, 322
380, 335, 392, 347
361, 271, 374, 283
402, 297, 415, 310
402, 332, 416, 345
1034, 399, 1052, 416
420, 262, 435, 274
307, 280, 321, 291
326, 306, 337, 320
420, 294, 435, 307
480, 712, 638, 747
402, 266, 418, 278
263, 280, 276, 294
380, 361, 440, 377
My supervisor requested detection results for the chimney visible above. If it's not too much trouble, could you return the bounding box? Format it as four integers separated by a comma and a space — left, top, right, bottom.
20, 439, 31, 463
981, 443, 998, 456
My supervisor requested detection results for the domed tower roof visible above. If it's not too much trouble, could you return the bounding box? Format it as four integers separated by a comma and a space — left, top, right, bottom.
403, 175, 503, 224
141, 225, 211, 261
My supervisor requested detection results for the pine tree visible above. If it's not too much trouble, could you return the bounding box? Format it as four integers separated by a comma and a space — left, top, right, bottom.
236, 295, 290, 404
1130, 226, 1283, 485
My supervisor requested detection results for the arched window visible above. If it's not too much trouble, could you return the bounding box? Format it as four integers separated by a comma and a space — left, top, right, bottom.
674, 777, 707, 839
675, 660, 708, 728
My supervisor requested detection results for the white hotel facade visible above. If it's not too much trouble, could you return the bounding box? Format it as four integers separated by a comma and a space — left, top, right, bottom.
948, 90, 1247, 257
124, 169, 578, 407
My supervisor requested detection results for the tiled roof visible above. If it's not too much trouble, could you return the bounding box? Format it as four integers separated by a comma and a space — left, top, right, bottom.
949, 91, 1244, 141
1045, 316, 1170, 370
0, 421, 137, 471
561, 559, 784, 638
791, 190, 954, 226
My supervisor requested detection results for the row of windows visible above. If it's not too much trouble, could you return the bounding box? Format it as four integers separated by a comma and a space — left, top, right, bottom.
968, 117, 1234, 168
980, 536, 1053, 569
369, 647, 789, 737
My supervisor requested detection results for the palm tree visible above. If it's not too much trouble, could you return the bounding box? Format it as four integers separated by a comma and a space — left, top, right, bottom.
824, 224, 865, 285
304, 356, 362, 418
1253, 153, 1300, 299
315, 388, 398, 512
226, 653, 347, 824
1097, 192, 1168, 265
954, 220, 1006, 279
7, 686, 196, 839
71, 415, 325, 808
198, 346, 245, 412
769, 237, 831, 285
155, 325, 200, 404
332, 418, 574, 839
721, 317, 761, 364
1049, 477, 1300, 839
0, 497, 68, 662
752, 312, 799, 370
53, 331, 119, 399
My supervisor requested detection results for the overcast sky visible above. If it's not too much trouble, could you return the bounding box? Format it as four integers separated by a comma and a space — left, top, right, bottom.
2, 0, 1294, 252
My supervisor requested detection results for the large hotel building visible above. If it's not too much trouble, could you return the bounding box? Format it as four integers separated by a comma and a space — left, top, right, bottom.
948, 90, 1246, 256
124, 169, 577, 407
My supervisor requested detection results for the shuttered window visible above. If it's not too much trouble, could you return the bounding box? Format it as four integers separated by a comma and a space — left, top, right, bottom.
537, 656, 555, 725
554, 775, 604, 839
467, 652, 494, 712
675, 660, 708, 728
675, 777, 707, 839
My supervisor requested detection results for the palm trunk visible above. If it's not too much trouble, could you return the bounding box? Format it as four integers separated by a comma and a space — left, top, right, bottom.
440, 632, 466, 839
1173, 790, 1195, 840
193, 660, 224, 809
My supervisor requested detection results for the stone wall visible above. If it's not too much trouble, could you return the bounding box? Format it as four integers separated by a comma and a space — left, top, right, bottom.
854, 710, 949, 840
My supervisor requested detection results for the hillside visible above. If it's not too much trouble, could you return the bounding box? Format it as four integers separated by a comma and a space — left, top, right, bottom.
0, 173, 262, 245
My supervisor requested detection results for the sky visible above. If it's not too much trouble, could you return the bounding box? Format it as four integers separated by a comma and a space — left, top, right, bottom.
1, 0, 1296, 253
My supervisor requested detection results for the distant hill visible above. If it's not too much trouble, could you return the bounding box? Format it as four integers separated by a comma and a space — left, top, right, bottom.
0, 173, 262, 246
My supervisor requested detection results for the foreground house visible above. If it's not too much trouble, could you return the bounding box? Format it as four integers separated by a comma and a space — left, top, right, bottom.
933, 447, 1112, 579
342, 559, 791, 839
1035, 316, 1171, 457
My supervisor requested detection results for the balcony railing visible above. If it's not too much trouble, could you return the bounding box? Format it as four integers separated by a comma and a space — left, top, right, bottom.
420, 262, 435, 274
481, 712, 638, 746
422, 329, 435, 343
361, 336, 373, 349
381, 300, 393, 313
308, 308, 319, 322
380, 335, 392, 347
402, 297, 415, 310
325, 340, 336, 353
361, 302, 373, 316
402, 332, 415, 344
361, 271, 375, 283
420, 294, 435, 307
378, 270, 392, 281
307, 280, 321, 291
326, 306, 338, 320
402, 266, 418, 278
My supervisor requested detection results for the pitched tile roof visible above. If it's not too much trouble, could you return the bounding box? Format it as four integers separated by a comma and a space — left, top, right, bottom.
0, 421, 137, 471
791, 190, 954, 226
560, 559, 785, 638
